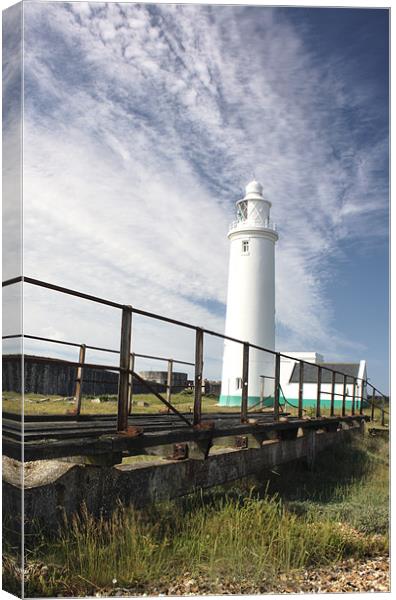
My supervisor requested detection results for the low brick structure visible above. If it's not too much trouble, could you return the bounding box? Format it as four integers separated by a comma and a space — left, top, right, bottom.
3, 421, 364, 530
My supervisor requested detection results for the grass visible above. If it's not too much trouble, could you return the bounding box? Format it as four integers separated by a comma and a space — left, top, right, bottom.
281, 402, 389, 428
3, 391, 388, 427
2, 391, 240, 416
3, 434, 389, 597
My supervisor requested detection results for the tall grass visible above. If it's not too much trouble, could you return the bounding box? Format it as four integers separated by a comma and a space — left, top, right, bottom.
3, 435, 389, 597
2, 392, 234, 416
22, 495, 379, 597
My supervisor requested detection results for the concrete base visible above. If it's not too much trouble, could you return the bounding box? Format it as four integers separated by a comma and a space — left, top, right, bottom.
3, 424, 361, 530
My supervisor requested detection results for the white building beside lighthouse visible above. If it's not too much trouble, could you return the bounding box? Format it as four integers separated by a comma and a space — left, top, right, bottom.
220, 180, 278, 407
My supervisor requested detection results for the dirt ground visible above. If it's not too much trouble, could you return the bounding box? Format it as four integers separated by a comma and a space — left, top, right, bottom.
102, 555, 390, 596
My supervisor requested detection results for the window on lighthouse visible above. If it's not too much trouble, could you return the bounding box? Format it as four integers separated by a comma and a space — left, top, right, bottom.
237, 201, 248, 221
242, 240, 249, 254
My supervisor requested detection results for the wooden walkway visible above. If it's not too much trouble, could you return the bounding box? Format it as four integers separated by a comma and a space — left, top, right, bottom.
2, 410, 368, 463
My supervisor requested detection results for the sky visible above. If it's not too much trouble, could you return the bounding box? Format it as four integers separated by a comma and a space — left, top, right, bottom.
2, 2, 390, 391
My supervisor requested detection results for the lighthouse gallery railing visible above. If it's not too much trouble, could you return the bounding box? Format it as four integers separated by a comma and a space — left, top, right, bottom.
2, 275, 389, 431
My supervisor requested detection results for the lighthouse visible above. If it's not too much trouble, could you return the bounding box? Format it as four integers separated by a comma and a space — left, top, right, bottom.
219, 180, 279, 407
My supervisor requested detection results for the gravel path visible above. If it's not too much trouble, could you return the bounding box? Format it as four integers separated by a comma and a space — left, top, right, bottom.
267, 556, 390, 594
107, 555, 389, 596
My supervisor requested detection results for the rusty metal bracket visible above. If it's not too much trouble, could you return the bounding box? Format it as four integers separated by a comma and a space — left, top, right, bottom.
235, 435, 248, 449
171, 443, 189, 460
116, 426, 144, 437
193, 420, 214, 431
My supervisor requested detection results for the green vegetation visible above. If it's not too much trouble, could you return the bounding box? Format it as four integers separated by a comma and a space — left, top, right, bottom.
3, 391, 388, 427
283, 402, 389, 428
2, 391, 240, 416
3, 434, 389, 597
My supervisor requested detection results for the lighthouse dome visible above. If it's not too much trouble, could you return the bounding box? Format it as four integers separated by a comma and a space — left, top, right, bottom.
244, 179, 264, 200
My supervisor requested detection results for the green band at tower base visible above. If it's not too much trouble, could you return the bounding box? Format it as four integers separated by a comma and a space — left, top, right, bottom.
219, 395, 273, 408
219, 395, 367, 410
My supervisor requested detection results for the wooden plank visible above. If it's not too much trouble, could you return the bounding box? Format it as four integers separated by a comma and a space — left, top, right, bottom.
4, 412, 284, 438
4, 414, 368, 462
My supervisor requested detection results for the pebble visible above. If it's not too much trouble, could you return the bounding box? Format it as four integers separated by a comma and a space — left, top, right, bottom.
102, 555, 389, 596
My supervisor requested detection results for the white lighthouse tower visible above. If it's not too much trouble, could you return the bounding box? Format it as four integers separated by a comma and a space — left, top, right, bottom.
219, 180, 278, 407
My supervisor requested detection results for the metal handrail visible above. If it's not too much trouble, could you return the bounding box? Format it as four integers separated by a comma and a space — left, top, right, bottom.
229, 218, 277, 232
2, 333, 194, 366
2, 275, 389, 430
2, 276, 382, 385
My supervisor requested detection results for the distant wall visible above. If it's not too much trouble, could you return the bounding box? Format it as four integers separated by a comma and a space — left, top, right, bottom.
205, 381, 221, 396
2, 355, 172, 397
138, 371, 188, 388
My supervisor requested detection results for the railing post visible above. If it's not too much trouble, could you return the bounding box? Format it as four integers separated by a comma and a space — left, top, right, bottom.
316, 366, 322, 418
330, 370, 336, 417
193, 328, 204, 426
166, 359, 173, 404
117, 305, 132, 432
359, 379, 364, 415
259, 376, 264, 408
371, 387, 376, 421
75, 344, 86, 416
298, 361, 304, 419
351, 378, 356, 415
381, 396, 385, 427
241, 343, 249, 423
274, 352, 280, 422
128, 353, 135, 415
342, 374, 347, 417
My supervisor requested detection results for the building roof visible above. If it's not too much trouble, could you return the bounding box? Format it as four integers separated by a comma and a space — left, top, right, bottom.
289, 362, 360, 384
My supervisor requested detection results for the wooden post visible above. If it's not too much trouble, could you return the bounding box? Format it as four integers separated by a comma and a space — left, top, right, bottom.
75, 344, 86, 416
193, 328, 204, 426
117, 306, 132, 432
359, 379, 364, 415
128, 353, 135, 415
166, 359, 173, 404
351, 378, 356, 415
330, 370, 336, 417
381, 396, 385, 427
241, 343, 249, 423
316, 366, 322, 418
371, 387, 375, 421
342, 374, 347, 417
273, 352, 281, 422
298, 361, 304, 419
259, 376, 264, 408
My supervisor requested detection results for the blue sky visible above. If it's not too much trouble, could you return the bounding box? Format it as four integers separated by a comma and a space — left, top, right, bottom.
3, 2, 389, 391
